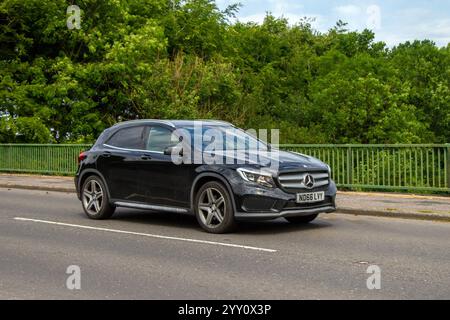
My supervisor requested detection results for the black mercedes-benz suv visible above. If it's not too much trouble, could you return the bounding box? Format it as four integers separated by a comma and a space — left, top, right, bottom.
75, 120, 336, 233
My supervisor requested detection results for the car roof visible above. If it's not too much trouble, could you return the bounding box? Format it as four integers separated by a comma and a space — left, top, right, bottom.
112, 119, 234, 129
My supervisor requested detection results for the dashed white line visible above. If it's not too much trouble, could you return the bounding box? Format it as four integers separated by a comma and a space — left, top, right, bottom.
14, 217, 277, 253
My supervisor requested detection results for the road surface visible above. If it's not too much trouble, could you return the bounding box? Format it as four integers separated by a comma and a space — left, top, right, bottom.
0, 188, 449, 299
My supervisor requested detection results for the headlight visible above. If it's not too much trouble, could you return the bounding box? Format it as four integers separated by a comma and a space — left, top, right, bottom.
237, 168, 275, 188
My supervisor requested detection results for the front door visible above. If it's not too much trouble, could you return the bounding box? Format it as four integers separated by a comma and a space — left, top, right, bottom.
138, 125, 192, 208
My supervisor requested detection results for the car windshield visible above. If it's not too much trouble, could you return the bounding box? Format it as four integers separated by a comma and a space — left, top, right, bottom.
181, 125, 269, 151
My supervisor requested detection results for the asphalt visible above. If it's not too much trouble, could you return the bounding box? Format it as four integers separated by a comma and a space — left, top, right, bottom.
0, 188, 449, 299
1, 173, 449, 222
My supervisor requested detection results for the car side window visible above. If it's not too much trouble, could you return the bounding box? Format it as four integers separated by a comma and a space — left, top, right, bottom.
106, 126, 145, 149
146, 126, 178, 153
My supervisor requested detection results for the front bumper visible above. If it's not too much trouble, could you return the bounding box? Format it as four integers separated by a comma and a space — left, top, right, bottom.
235, 205, 336, 220
229, 176, 337, 221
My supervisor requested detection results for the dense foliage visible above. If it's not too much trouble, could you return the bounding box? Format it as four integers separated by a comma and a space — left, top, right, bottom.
0, 0, 449, 144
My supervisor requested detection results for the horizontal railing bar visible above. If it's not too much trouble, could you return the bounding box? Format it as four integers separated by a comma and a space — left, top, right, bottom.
0, 144, 92, 147
337, 184, 449, 192
279, 144, 448, 148
1, 144, 449, 193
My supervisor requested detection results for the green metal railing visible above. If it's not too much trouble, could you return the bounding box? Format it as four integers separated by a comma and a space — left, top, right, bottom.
0, 143, 449, 192
0, 144, 91, 175
282, 144, 450, 192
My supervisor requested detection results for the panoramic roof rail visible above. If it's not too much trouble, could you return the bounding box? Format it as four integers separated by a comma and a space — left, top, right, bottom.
112, 119, 176, 127
195, 119, 234, 126
111, 119, 235, 128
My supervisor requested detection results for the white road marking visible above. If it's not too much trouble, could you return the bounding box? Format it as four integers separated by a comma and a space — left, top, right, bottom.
14, 217, 277, 253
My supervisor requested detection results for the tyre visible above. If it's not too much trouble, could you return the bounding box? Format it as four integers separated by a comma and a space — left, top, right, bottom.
81, 175, 115, 220
194, 181, 235, 233
285, 214, 318, 224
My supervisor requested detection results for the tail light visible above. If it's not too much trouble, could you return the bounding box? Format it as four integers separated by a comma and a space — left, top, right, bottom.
78, 151, 87, 165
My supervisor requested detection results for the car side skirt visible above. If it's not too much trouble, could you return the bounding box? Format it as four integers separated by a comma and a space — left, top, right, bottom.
114, 201, 190, 214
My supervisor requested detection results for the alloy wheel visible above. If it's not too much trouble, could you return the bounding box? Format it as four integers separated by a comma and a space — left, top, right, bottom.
198, 187, 226, 228
82, 179, 104, 215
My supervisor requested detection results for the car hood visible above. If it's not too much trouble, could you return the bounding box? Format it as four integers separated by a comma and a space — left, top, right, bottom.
201, 149, 328, 171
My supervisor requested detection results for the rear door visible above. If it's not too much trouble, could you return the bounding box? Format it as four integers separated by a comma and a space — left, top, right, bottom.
96, 125, 146, 202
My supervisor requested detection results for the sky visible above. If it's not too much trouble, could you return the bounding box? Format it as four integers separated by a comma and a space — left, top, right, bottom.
215, 0, 450, 47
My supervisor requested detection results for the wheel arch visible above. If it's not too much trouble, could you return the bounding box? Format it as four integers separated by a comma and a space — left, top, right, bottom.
190, 172, 237, 213
78, 169, 112, 201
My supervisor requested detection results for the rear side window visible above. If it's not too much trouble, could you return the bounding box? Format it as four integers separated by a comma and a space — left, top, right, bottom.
106, 126, 145, 149
146, 126, 178, 152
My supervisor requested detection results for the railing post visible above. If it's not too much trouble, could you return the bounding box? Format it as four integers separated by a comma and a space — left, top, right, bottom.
446, 144, 450, 192
347, 145, 353, 186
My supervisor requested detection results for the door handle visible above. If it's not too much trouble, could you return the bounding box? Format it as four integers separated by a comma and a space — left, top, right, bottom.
102, 151, 112, 158
140, 154, 152, 160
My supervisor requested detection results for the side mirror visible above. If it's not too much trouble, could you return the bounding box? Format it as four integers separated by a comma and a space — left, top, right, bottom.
163, 146, 183, 156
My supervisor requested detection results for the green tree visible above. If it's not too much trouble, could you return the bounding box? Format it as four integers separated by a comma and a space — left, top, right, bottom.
0, 1, 448, 144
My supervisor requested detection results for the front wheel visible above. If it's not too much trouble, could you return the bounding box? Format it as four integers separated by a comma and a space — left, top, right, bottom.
81, 176, 115, 220
285, 214, 318, 224
195, 181, 235, 233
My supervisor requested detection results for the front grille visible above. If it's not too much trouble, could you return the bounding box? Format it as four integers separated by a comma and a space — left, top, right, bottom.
278, 170, 329, 191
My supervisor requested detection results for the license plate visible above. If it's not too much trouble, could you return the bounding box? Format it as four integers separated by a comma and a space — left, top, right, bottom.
296, 191, 325, 203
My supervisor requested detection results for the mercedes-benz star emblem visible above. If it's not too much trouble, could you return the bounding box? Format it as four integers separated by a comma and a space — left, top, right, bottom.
304, 174, 315, 189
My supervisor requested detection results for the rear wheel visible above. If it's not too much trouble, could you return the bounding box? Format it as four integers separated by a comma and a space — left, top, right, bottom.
195, 181, 235, 233
81, 176, 115, 219
285, 214, 318, 224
